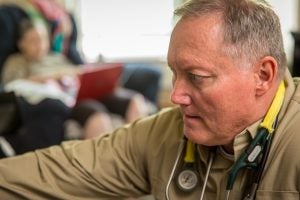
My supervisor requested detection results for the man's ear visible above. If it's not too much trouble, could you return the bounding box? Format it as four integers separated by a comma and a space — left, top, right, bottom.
254, 56, 278, 96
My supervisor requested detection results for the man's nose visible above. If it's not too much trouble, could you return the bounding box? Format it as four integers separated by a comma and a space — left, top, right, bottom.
170, 80, 191, 105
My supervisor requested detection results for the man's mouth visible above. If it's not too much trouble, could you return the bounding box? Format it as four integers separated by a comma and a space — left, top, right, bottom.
181, 108, 202, 123
183, 113, 202, 123
185, 114, 199, 118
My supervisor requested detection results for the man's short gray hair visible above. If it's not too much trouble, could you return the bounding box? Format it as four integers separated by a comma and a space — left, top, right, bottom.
175, 0, 287, 79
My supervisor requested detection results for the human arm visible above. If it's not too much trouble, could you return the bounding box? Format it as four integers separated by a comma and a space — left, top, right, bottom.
27, 66, 82, 83
1, 54, 29, 84
0, 114, 153, 199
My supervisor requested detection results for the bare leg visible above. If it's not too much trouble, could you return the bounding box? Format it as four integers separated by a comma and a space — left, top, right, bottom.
125, 93, 149, 123
83, 112, 114, 139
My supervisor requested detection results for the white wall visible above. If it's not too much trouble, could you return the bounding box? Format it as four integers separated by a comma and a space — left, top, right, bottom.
269, 0, 298, 66
78, 0, 174, 62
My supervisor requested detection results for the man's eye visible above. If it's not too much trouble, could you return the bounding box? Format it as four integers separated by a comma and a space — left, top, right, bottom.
188, 73, 205, 83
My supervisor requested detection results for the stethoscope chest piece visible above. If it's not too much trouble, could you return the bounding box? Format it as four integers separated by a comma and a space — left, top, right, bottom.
176, 168, 198, 192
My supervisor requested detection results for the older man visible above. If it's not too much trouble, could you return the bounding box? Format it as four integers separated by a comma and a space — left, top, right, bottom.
0, 0, 299, 199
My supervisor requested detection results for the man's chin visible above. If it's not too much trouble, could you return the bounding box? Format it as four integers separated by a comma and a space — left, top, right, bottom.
183, 127, 202, 142
183, 126, 215, 146
183, 124, 203, 136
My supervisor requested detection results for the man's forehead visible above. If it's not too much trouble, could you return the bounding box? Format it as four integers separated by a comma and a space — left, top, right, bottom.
171, 14, 224, 44
168, 15, 225, 60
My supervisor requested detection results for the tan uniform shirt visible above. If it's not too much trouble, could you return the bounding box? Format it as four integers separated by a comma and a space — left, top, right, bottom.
0, 70, 300, 199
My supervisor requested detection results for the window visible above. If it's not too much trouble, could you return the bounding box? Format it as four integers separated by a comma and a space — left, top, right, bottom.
79, 0, 174, 62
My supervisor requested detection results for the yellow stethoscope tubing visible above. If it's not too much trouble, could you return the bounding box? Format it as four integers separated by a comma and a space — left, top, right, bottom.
184, 140, 195, 163
259, 81, 286, 133
226, 81, 285, 191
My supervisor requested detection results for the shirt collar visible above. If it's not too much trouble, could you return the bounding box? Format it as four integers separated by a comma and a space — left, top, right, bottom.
232, 120, 262, 161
